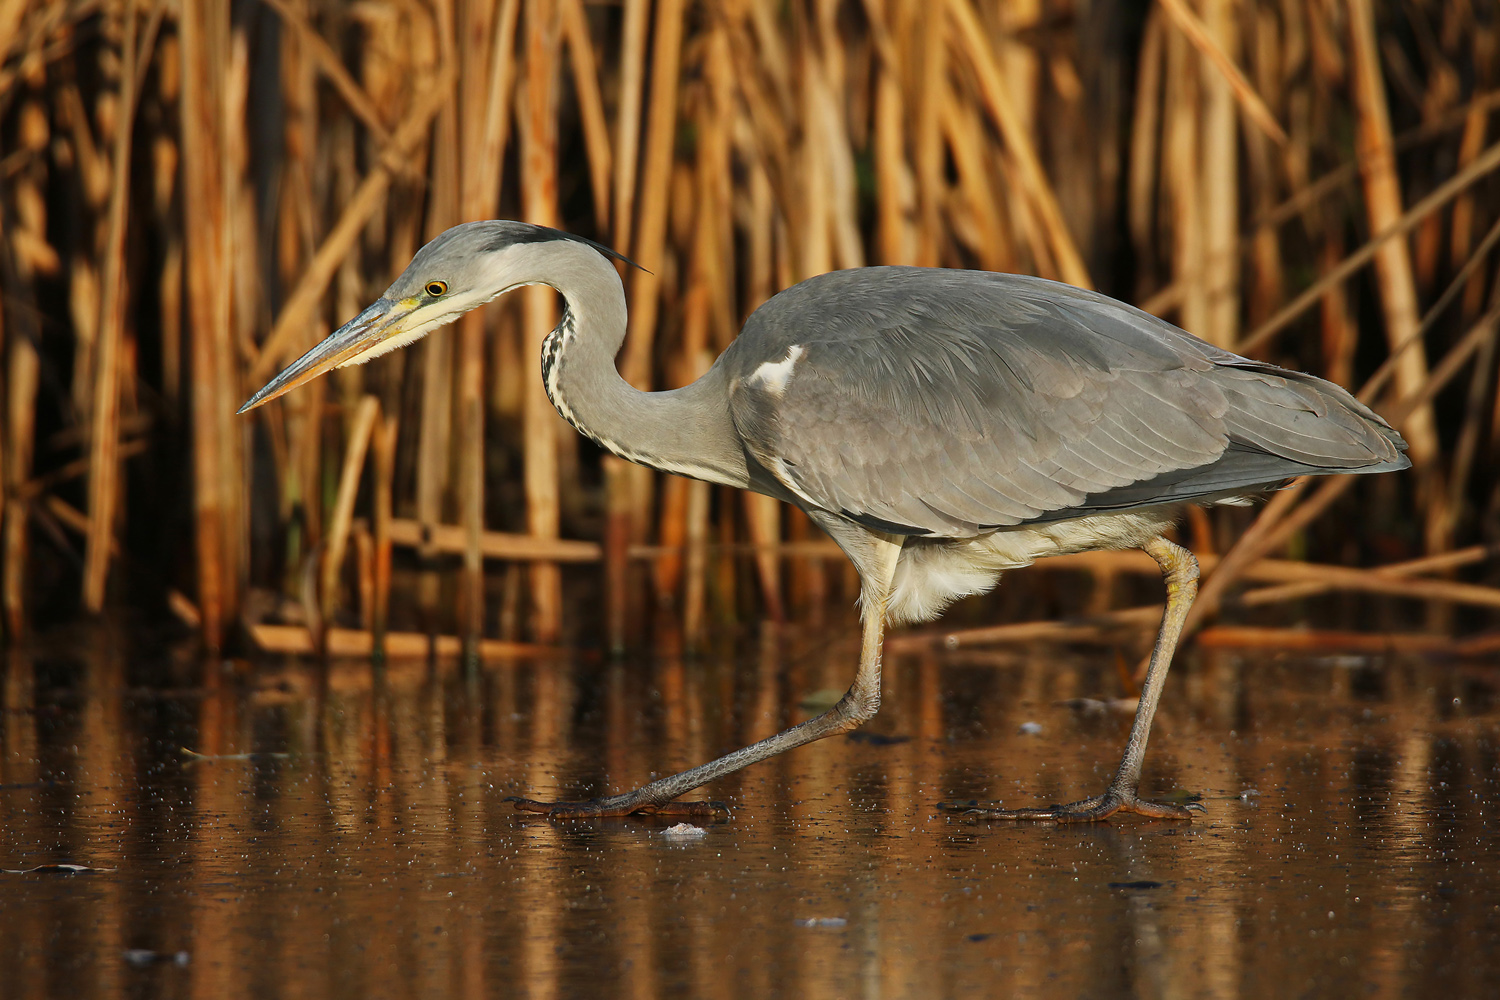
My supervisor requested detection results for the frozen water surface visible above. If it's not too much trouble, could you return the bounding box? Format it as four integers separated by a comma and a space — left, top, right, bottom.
1, 624, 1497, 998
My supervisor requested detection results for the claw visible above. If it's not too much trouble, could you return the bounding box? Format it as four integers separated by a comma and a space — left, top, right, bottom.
505, 795, 730, 819
938, 790, 1201, 823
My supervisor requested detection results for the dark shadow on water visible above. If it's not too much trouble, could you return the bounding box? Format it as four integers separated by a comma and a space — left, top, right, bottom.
2, 621, 1498, 998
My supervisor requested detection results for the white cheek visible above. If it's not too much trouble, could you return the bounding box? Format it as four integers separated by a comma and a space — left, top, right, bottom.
338, 285, 506, 368
343, 327, 431, 365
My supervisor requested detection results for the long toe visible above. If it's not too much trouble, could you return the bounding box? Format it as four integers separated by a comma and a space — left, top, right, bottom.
505, 796, 627, 818
645, 799, 731, 818
940, 791, 1200, 823
506, 795, 729, 819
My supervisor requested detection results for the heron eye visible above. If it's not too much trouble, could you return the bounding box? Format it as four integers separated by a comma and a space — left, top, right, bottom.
425, 280, 449, 297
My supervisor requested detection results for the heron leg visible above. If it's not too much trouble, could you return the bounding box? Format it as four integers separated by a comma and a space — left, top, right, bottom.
509, 535, 904, 818
940, 535, 1203, 824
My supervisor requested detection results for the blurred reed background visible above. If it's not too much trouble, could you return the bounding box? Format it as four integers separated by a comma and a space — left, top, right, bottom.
1, 0, 1498, 655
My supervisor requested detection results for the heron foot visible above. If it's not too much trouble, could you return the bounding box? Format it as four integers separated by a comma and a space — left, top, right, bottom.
938, 789, 1203, 823
506, 795, 729, 819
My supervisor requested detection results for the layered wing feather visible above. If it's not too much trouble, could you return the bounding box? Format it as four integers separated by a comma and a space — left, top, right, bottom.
725, 268, 1408, 536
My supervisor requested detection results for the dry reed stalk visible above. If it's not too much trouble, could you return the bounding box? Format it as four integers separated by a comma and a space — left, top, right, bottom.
1127, 5, 1163, 287
1156, 0, 1287, 146
910, 1, 943, 268
1451, 104, 1489, 322
82, 0, 140, 611
940, 79, 1010, 272
653, 41, 729, 606
606, 0, 686, 627
628, 539, 843, 559
1237, 557, 1500, 609
738, 157, 784, 620
457, 0, 507, 651
1193, 626, 1458, 654
521, 0, 563, 640
1412, 62, 1463, 294
1319, 231, 1357, 388
0, 0, 30, 70
387, 518, 601, 561
1164, 18, 1206, 337
1190, 304, 1500, 633
994, 2, 1050, 278
167, 588, 201, 628
681, 472, 710, 644
0, 236, 29, 636
416, 0, 460, 623
250, 67, 455, 383
15, 438, 150, 504
60, 82, 103, 422
1240, 544, 1497, 606
560, 0, 610, 229
353, 520, 373, 630
1456, 632, 1500, 658
1448, 317, 1497, 534
250, 623, 553, 660
1239, 88, 1500, 244
319, 395, 379, 632
1236, 139, 1500, 357
611, 0, 648, 254
798, 39, 834, 278
862, 0, 913, 265
372, 414, 396, 656
225, 28, 257, 607
1346, 0, 1440, 505
272, 0, 314, 400
945, 0, 1090, 289
283, 358, 324, 576
811, 23, 863, 272
654, 283, 710, 614
259, 0, 392, 145
620, 0, 683, 384
180, 0, 237, 647
1197, 0, 1239, 347
603, 458, 631, 650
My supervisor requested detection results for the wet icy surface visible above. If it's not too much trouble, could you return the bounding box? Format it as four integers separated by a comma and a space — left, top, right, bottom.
2, 626, 1497, 998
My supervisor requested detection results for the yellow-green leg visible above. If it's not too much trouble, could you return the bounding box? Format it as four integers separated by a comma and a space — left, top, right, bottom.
509, 534, 904, 817
942, 535, 1203, 823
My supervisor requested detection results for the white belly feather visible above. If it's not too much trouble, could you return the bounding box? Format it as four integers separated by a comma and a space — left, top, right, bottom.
884, 506, 1182, 625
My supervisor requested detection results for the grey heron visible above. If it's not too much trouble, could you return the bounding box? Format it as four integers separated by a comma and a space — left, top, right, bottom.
241, 221, 1409, 822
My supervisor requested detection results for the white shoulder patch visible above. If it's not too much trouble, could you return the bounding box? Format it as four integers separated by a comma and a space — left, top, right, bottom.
749, 344, 805, 397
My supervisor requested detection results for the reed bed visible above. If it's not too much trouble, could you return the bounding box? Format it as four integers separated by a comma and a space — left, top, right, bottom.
0, 0, 1498, 654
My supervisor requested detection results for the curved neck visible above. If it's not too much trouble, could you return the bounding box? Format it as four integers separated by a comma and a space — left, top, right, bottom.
514, 240, 750, 489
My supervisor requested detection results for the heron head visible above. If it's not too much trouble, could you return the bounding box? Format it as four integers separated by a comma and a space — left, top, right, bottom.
238, 221, 628, 413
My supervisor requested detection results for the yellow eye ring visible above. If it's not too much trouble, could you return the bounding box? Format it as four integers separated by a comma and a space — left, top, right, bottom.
425, 280, 449, 297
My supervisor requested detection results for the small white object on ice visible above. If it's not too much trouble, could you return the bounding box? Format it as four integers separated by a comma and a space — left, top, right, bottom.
1018, 721, 1043, 735
794, 917, 848, 928
661, 823, 707, 839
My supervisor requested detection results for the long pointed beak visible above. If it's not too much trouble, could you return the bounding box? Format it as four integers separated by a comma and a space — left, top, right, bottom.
238, 297, 411, 413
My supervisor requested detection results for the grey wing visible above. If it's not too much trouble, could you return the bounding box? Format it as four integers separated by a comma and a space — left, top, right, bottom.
724, 267, 1408, 537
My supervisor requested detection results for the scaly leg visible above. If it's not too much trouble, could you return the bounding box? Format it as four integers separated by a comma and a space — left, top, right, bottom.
941, 535, 1203, 823
510, 535, 904, 817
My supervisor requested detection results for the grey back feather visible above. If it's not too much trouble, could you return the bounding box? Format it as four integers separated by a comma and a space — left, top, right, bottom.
723, 267, 1408, 536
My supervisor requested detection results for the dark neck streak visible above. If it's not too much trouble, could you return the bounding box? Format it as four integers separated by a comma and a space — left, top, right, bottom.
537, 253, 750, 490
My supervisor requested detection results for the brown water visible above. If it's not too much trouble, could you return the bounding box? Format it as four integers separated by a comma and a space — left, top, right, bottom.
2, 624, 1498, 999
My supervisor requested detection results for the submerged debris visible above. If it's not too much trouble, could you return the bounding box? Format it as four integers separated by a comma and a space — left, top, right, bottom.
124, 950, 191, 968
